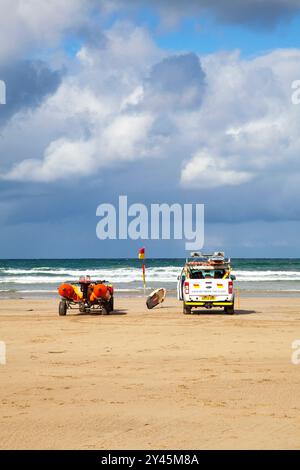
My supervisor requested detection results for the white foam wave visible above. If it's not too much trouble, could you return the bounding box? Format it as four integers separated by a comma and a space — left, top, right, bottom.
234, 270, 300, 281
0, 266, 182, 284
1, 266, 300, 285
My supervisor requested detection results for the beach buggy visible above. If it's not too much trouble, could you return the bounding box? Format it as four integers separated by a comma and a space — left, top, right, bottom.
177, 252, 236, 314
58, 276, 114, 315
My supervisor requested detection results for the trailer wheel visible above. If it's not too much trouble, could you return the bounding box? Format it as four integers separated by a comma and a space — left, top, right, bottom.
59, 300, 67, 316
183, 304, 192, 315
102, 305, 109, 315
107, 296, 114, 312
79, 303, 86, 313
225, 304, 234, 315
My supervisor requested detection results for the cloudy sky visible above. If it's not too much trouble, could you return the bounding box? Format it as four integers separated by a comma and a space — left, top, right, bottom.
1, 0, 300, 258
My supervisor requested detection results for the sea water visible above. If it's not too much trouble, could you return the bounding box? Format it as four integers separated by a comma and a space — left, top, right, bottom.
1, 258, 300, 298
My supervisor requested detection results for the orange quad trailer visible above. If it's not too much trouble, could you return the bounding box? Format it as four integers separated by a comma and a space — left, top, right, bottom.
58, 276, 114, 316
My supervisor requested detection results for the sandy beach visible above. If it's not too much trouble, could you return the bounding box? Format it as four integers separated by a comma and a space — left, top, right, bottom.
1, 296, 300, 450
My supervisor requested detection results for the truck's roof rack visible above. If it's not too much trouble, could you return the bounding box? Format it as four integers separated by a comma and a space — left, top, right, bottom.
186, 251, 230, 267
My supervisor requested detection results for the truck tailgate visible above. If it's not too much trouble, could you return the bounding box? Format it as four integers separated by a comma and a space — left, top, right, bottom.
189, 280, 229, 296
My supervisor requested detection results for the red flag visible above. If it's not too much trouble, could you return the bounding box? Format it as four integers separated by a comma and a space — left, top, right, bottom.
138, 248, 146, 290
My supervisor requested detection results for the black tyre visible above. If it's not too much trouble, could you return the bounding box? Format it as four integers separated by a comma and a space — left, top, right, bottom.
102, 305, 109, 315
225, 304, 235, 315
183, 304, 192, 315
59, 300, 67, 316
108, 296, 114, 312
79, 303, 86, 313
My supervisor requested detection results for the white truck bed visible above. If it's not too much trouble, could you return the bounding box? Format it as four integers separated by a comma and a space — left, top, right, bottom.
177, 258, 235, 313
184, 278, 231, 300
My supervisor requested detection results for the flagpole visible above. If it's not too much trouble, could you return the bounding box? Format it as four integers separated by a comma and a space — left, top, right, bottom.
142, 262, 146, 295
138, 247, 146, 295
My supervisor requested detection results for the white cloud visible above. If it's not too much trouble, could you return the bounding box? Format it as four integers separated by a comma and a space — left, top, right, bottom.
2, 17, 300, 214
1, 22, 161, 181
180, 48, 300, 189
0, 0, 91, 63
5, 138, 96, 182
99, 113, 155, 162
4, 111, 155, 182
181, 150, 253, 188
1, 1, 299, 63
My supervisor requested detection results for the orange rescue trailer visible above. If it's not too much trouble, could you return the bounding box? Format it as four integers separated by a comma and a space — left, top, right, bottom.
90, 283, 111, 302
57, 277, 114, 316
58, 283, 83, 302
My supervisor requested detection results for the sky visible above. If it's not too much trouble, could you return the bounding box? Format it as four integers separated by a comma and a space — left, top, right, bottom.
1, 0, 300, 258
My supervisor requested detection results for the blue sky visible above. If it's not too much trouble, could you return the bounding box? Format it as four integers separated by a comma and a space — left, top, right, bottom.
156, 16, 300, 55
1, 0, 300, 258
64, 8, 300, 58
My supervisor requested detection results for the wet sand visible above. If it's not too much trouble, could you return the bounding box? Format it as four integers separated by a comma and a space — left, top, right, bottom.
1, 297, 300, 449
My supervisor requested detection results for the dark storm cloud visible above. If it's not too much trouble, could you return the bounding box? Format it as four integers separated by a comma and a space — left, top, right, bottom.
144, 53, 206, 110
204, 0, 300, 27
0, 60, 62, 126
148, 54, 205, 93
118, 0, 300, 27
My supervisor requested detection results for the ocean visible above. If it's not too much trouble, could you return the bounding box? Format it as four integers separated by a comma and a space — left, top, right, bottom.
0, 258, 300, 298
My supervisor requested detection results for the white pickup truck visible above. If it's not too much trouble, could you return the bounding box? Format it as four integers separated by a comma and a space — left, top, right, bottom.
177, 252, 236, 314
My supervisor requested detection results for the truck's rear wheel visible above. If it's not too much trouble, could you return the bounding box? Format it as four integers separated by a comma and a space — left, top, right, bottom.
225, 304, 234, 315
59, 300, 67, 316
183, 304, 192, 315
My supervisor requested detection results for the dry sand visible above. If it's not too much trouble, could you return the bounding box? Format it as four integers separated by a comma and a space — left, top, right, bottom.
1, 296, 300, 449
